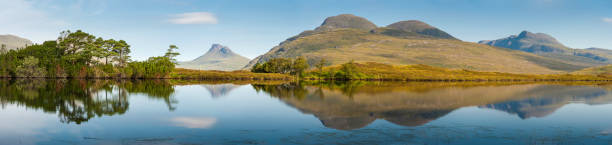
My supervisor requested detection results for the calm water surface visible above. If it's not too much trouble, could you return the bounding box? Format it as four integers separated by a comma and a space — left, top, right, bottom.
2, 80, 612, 145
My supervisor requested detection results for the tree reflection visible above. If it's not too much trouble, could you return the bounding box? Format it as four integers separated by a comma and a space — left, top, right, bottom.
0, 79, 177, 124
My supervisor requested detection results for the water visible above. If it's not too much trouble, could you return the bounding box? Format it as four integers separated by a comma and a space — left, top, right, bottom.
2, 80, 612, 145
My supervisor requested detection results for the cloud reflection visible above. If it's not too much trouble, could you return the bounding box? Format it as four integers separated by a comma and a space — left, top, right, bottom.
171, 117, 217, 129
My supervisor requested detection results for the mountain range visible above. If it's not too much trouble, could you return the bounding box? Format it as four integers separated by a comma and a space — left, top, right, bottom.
0, 34, 33, 51
177, 44, 250, 71
4, 14, 612, 74
243, 14, 612, 74
479, 31, 612, 69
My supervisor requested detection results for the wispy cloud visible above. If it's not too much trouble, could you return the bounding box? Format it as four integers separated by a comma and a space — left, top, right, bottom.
603, 17, 612, 24
168, 12, 218, 24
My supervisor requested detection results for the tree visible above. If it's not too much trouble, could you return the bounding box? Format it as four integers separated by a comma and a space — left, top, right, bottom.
57, 30, 97, 65
164, 45, 180, 64
339, 60, 359, 80
100, 39, 118, 65
111, 40, 130, 67
16, 56, 46, 78
292, 57, 309, 77
0, 44, 6, 54
0, 44, 7, 77
315, 58, 327, 77
251, 62, 265, 73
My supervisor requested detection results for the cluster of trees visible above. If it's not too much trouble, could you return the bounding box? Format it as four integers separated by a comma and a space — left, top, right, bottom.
306, 60, 364, 80
251, 57, 310, 77
251, 57, 364, 80
0, 30, 179, 78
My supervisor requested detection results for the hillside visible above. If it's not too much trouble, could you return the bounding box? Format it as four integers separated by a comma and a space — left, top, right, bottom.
0, 34, 33, 51
573, 65, 612, 75
479, 31, 611, 68
244, 14, 598, 74
178, 44, 250, 71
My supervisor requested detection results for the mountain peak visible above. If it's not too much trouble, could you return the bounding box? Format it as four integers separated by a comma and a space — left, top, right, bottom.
314, 14, 377, 31
515, 31, 561, 45
387, 20, 434, 31
178, 44, 250, 71
517, 30, 532, 37
480, 31, 569, 53
384, 20, 457, 39
205, 44, 234, 57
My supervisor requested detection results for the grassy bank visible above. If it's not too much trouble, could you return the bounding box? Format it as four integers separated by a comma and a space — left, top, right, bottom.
168, 68, 293, 80
302, 62, 612, 81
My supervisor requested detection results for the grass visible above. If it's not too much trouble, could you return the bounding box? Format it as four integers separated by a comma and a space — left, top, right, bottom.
168, 68, 293, 80
303, 62, 612, 81
573, 64, 612, 75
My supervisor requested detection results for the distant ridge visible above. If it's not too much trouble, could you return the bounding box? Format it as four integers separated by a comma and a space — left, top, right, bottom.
178, 44, 250, 71
479, 31, 569, 53
479, 31, 612, 69
0, 34, 33, 51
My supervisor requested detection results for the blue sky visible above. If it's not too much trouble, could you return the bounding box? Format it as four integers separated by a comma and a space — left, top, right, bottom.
1, 0, 611, 61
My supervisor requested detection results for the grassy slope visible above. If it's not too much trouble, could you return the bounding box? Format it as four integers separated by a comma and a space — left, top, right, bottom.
573, 65, 612, 75
304, 62, 612, 81
249, 28, 592, 74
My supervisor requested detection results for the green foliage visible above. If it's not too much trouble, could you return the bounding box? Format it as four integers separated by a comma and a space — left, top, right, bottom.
128, 56, 175, 78
292, 57, 309, 76
336, 60, 364, 80
164, 45, 180, 64
0, 44, 6, 53
0, 30, 175, 79
251, 57, 310, 77
15, 56, 46, 78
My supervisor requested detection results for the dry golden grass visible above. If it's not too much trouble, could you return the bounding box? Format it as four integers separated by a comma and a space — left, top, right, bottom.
304, 62, 612, 81
169, 68, 293, 80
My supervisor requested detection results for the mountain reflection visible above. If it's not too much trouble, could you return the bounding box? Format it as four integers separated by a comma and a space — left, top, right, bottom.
253, 82, 612, 130
481, 85, 612, 119
201, 84, 241, 98
0, 79, 177, 124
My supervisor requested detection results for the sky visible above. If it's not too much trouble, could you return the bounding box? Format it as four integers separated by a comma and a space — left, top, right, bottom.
1, 0, 612, 61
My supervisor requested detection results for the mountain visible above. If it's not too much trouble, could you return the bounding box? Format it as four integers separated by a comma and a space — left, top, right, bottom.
479, 31, 611, 69
0, 34, 33, 51
574, 47, 612, 63
178, 44, 250, 71
384, 20, 456, 39
314, 14, 377, 32
479, 31, 570, 53
244, 14, 601, 74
